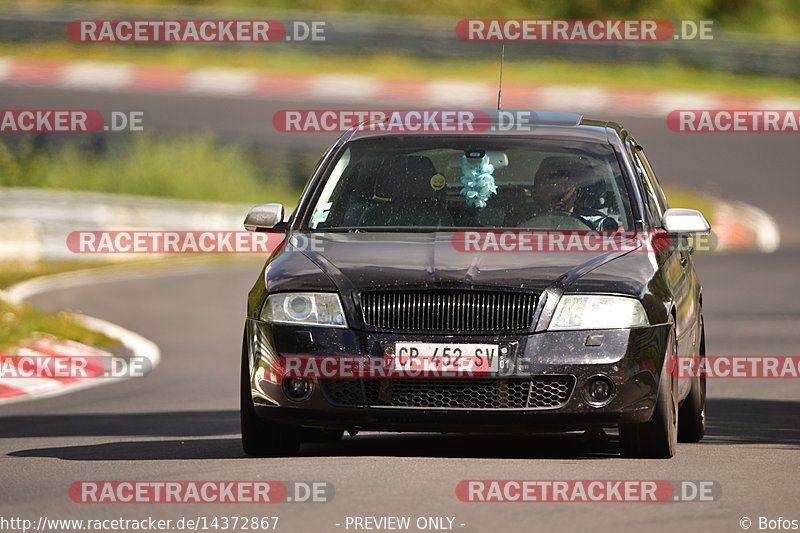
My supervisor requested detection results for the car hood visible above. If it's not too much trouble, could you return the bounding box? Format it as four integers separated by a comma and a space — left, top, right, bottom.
286, 232, 654, 296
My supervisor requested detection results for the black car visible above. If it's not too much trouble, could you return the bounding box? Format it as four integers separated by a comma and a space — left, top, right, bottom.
240, 112, 709, 458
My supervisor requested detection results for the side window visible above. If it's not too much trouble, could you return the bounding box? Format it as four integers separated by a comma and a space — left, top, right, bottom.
628, 140, 664, 226
636, 146, 670, 212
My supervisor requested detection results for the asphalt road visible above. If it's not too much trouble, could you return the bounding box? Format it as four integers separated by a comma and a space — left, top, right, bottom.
1, 85, 798, 533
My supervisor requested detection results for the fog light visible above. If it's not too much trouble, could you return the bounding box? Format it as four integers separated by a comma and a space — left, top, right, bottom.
283, 378, 313, 402
584, 375, 614, 406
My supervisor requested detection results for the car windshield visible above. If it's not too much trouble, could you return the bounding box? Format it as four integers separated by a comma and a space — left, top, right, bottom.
305, 136, 634, 232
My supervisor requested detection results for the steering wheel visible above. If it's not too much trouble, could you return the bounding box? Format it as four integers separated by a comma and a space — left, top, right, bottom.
549, 210, 596, 229
573, 208, 619, 231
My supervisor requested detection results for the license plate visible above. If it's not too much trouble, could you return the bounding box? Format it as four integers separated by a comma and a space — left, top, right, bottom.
391, 342, 500, 374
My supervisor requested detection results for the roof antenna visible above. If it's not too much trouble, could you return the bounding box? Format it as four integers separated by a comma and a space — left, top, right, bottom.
497, 43, 505, 111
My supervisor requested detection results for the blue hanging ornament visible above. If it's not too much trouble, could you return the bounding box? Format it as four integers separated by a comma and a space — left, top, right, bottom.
459, 154, 497, 208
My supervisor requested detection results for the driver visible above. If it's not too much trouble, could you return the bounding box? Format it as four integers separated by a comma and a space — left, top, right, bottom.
522, 157, 592, 230
532, 172, 578, 215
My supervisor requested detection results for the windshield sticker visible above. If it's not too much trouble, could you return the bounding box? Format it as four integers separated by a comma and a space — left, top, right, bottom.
310, 202, 332, 228
430, 173, 446, 190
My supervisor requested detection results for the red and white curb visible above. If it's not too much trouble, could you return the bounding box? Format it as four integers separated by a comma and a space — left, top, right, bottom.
2, 57, 800, 116
0, 333, 113, 401
0, 284, 160, 406
713, 199, 780, 253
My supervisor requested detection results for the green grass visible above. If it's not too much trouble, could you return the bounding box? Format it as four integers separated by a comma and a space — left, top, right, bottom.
0, 260, 117, 351
2, 43, 800, 99
0, 297, 116, 351
0, 133, 300, 205
0, 260, 116, 289
664, 187, 717, 220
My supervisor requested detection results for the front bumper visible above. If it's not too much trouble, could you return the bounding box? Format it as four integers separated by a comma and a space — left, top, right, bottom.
244, 318, 671, 433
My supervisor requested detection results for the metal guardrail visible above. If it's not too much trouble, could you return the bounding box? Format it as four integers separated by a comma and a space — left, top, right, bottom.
0, 187, 252, 261
1, 2, 800, 77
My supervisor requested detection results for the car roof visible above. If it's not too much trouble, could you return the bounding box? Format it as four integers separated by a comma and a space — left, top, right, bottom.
341, 111, 626, 144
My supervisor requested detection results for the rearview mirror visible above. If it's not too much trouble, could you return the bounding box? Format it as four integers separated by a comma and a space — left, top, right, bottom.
661, 208, 711, 234
243, 204, 284, 231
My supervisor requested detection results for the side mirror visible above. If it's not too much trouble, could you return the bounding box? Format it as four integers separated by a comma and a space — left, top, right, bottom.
243, 204, 284, 231
661, 208, 711, 235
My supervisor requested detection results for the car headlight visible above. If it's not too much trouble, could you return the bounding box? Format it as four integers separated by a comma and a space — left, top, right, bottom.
261, 293, 347, 328
549, 295, 649, 330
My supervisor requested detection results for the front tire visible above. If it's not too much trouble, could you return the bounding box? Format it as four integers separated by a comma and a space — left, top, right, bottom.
678, 317, 706, 442
619, 321, 678, 458
240, 336, 300, 457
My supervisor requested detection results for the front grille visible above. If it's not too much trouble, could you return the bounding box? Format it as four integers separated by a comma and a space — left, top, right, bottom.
360, 290, 537, 332
320, 376, 575, 410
